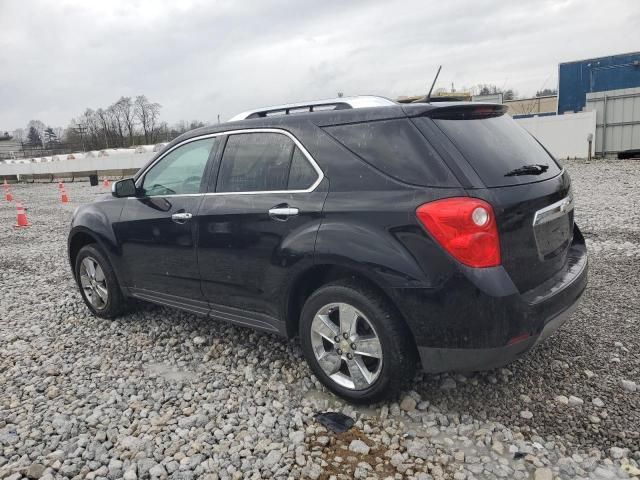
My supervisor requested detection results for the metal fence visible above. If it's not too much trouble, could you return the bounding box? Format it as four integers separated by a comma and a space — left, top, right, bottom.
586, 87, 640, 156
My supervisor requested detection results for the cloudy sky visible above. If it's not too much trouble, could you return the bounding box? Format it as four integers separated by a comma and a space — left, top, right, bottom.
1, 0, 638, 131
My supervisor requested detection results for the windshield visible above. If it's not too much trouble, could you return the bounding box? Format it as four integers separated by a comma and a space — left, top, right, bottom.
427, 113, 562, 187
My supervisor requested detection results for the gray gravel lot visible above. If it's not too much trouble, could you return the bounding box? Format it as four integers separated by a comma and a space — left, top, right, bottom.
1, 159, 639, 480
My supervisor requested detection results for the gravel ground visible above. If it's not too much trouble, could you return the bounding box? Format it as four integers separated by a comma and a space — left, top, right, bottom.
0, 159, 639, 480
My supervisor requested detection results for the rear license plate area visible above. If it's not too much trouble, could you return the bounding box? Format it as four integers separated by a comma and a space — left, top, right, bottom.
533, 195, 574, 261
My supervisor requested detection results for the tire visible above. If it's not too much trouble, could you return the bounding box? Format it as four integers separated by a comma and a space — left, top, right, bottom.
300, 280, 417, 403
75, 244, 126, 319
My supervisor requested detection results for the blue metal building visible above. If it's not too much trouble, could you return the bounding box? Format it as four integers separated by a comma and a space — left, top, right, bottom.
558, 52, 640, 114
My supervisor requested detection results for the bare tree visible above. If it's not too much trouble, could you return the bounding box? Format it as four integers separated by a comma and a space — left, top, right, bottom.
134, 95, 162, 144
116, 97, 136, 147
95, 108, 113, 148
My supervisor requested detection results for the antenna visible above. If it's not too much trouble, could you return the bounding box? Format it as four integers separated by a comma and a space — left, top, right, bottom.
426, 65, 442, 103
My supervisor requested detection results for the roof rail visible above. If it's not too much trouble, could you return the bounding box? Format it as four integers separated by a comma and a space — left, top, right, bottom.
229, 95, 397, 122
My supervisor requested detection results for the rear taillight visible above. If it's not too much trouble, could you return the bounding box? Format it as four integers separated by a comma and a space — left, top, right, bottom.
416, 197, 500, 268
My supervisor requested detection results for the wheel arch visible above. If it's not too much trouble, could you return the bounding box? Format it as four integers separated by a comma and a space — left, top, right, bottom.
68, 228, 100, 279
284, 263, 417, 351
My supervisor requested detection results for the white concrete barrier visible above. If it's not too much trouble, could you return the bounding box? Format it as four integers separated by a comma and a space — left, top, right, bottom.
515, 111, 596, 159
0, 151, 155, 177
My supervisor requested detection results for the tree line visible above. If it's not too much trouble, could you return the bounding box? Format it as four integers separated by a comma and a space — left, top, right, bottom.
11, 95, 207, 154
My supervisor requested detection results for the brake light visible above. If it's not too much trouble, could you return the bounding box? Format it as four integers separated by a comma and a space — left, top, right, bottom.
416, 197, 500, 268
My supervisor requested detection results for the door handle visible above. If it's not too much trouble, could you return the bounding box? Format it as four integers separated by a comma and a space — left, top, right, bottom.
171, 212, 193, 223
268, 206, 299, 220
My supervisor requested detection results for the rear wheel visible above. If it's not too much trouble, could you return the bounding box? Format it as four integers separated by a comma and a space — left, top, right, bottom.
75, 244, 126, 319
300, 281, 417, 403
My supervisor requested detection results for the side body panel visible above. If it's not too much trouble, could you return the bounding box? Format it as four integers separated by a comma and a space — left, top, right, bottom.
197, 181, 329, 332
114, 195, 205, 301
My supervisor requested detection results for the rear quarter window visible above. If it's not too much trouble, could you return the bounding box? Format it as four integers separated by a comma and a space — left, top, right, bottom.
323, 119, 458, 187
421, 113, 562, 187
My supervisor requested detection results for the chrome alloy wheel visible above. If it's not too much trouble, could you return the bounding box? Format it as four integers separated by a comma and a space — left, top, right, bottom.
79, 256, 108, 310
310, 302, 383, 390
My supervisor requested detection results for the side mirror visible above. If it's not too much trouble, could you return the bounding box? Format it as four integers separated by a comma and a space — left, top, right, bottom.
112, 178, 137, 198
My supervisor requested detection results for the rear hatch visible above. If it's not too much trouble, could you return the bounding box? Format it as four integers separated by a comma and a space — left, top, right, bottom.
412, 105, 574, 292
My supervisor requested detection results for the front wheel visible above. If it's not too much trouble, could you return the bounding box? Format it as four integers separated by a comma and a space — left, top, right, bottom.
75, 244, 126, 319
300, 281, 417, 403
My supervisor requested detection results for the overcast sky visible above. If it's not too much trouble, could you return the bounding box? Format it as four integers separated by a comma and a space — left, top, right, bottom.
1, 0, 638, 131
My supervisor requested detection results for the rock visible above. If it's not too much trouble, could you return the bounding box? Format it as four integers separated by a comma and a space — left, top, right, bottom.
592, 397, 605, 408
440, 378, 457, 390
491, 441, 505, 455
568, 395, 584, 406
123, 469, 137, 480
349, 440, 370, 455
305, 463, 322, 480
289, 430, 305, 445
555, 395, 569, 405
26, 463, 46, 479
263, 450, 282, 468
192, 336, 206, 346
621, 379, 637, 392
520, 410, 533, 419
405, 440, 431, 459
609, 447, 626, 459
621, 464, 640, 476
148, 464, 167, 478
534, 467, 553, 480
390, 453, 404, 467
400, 395, 417, 412
584, 370, 596, 379
593, 467, 616, 479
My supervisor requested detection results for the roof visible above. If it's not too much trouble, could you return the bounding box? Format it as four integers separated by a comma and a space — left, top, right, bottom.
229, 95, 397, 121
166, 100, 501, 150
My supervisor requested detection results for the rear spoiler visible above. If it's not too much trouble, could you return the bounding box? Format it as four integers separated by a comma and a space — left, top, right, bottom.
402, 103, 507, 120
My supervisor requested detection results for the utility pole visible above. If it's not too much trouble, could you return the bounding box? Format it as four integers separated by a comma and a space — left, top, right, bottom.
75, 124, 87, 152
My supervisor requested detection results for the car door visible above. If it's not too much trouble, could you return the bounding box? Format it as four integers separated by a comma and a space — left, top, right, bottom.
197, 130, 328, 332
116, 136, 219, 313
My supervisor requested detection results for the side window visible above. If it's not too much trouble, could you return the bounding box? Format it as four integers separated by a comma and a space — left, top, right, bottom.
216, 133, 290, 192
142, 137, 216, 196
323, 119, 457, 187
288, 147, 317, 189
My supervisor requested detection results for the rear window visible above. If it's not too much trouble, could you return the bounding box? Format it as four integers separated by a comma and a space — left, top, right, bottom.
323, 119, 457, 187
424, 113, 562, 187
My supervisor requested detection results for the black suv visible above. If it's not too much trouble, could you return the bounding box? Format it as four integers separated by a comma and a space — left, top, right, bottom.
69, 96, 587, 403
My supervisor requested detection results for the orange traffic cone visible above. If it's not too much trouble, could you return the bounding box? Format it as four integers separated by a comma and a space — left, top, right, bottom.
103, 177, 110, 188
5, 190, 13, 202
14, 202, 29, 228
60, 188, 69, 203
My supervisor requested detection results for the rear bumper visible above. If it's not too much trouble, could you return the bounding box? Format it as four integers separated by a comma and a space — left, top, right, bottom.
392, 226, 588, 373
417, 298, 580, 372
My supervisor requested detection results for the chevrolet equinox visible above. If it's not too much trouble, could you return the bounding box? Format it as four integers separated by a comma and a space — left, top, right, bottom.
68, 96, 588, 403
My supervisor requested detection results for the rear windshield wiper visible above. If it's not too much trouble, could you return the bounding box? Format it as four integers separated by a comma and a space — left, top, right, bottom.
504, 164, 549, 177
